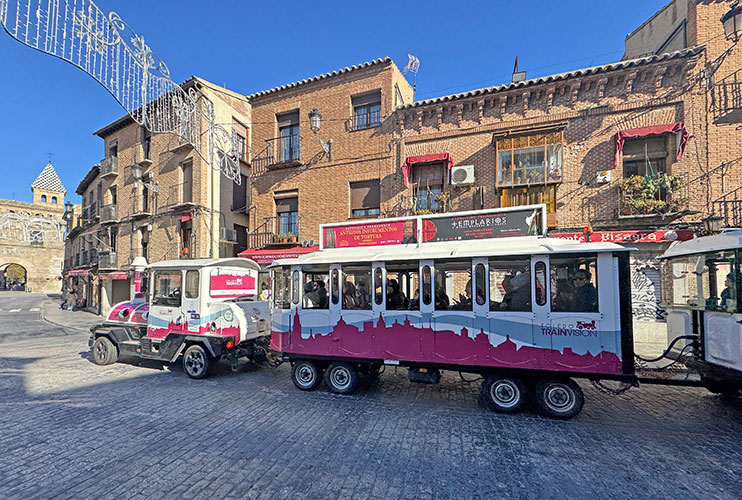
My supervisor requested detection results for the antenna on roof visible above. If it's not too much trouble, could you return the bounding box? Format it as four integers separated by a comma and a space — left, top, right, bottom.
512, 54, 526, 83
404, 54, 421, 99
46, 152, 53, 164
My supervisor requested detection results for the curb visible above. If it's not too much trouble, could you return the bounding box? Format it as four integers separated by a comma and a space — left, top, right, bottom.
40, 299, 97, 333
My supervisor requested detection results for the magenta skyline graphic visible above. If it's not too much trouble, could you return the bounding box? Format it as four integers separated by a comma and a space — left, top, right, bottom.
272, 313, 623, 375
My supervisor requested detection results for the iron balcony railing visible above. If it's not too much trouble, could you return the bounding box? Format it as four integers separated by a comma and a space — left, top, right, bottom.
98, 251, 118, 270
81, 201, 98, 221
258, 134, 301, 168
248, 215, 302, 249
162, 181, 195, 208
711, 69, 742, 124
348, 110, 381, 131
100, 204, 118, 223
99, 156, 119, 177
712, 185, 742, 228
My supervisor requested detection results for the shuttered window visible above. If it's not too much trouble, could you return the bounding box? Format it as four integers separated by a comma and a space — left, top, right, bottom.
350, 180, 380, 217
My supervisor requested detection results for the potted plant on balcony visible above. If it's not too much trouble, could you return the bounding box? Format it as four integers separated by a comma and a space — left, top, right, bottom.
289, 234, 297, 243
618, 173, 685, 215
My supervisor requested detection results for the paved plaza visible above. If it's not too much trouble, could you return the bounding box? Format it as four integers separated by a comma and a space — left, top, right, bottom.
0, 296, 741, 499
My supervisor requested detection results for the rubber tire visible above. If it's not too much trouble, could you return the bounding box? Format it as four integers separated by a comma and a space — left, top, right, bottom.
325, 362, 359, 395
91, 336, 117, 366
481, 375, 527, 413
534, 378, 585, 419
291, 360, 323, 391
182, 344, 212, 379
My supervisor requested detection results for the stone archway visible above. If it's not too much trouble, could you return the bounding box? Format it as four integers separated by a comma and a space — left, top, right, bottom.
0, 263, 27, 291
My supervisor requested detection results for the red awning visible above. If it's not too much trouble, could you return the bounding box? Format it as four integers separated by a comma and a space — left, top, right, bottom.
402, 153, 454, 187
238, 246, 319, 266
99, 272, 129, 280
180, 212, 192, 222
615, 122, 690, 166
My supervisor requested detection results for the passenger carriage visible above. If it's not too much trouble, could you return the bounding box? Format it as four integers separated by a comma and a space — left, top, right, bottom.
270, 206, 635, 418
661, 231, 742, 396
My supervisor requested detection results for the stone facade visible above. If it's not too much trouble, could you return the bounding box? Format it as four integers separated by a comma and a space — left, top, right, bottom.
0, 163, 71, 294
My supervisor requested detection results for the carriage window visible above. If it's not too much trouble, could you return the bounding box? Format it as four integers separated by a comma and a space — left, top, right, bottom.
702, 251, 739, 313
489, 258, 531, 312
302, 268, 329, 309
434, 260, 472, 311
152, 271, 182, 306
386, 262, 420, 310
660, 256, 705, 308
274, 268, 291, 309
422, 265, 432, 306
550, 255, 598, 312
331, 269, 340, 306
291, 270, 300, 305
534, 262, 547, 306
342, 266, 372, 310
474, 264, 487, 306
374, 267, 384, 306
185, 270, 199, 299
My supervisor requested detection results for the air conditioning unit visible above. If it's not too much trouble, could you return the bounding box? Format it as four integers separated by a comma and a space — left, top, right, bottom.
220, 227, 238, 242
451, 165, 475, 186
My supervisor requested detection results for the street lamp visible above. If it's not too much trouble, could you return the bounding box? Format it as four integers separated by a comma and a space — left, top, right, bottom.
128, 163, 159, 193
722, 1, 742, 41
63, 201, 73, 218
308, 108, 332, 161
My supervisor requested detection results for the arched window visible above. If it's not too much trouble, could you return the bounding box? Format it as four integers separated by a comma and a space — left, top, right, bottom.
41, 195, 47, 203
51, 196, 57, 204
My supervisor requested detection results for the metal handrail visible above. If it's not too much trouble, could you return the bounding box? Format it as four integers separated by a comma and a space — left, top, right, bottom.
711, 69, 742, 123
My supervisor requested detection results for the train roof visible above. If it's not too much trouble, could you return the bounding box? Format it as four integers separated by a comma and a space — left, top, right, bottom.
148, 258, 261, 271
661, 230, 742, 259
271, 236, 631, 267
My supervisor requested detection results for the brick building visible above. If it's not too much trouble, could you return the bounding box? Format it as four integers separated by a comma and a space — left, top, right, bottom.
64, 77, 251, 314
242, 0, 742, 333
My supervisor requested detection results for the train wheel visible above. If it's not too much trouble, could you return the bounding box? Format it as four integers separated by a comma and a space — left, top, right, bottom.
291, 360, 322, 391
91, 337, 117, 366
481, 375, 526, 413
534, 378, 584, 419
325, 362, 358, 395
183, 345, 212, 379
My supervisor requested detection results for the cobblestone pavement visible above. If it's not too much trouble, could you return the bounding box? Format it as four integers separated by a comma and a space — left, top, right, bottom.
0, 332, 741, 500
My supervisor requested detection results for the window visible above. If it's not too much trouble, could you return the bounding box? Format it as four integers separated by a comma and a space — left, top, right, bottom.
232, 174, 248, 212
550, 255, 599, 313
350, 180, 380, 217
422, 265, 432, 306
700, 251, 739, 313
275, 196, 298, 236
109, 226, 118, 252
386, 262, 420, 310
292, 270, 300, 305
233, 130, 247, 161
622, 136, 668, 178
374, 267, 383, 305
412, 163, 444, 212
475, 264, 486, 306
181, 161, 193, 203
489, 258, 532, 312
341, 266, 372, 310
152, 271, 182, 306
41, 195, 47, 203
331, 269, 340, 306
274, 268, 291, 309
140, 229, 149, 260
180, 220, 193, 258
535, 262, 547, 306
51, 196, 57, 204
495, 132, 563, 187
141, 184, 150, 213
434, 260, 472, 311
277, 110, 300, 162
500, 185, 557, 213
142, 127, 152, 160
108, 144, 118, 158
185, 270, 199, 299
234, 224, 248, 255
352, 91, 381, 130
661, 256, 704, 308
302, 268, 329, 309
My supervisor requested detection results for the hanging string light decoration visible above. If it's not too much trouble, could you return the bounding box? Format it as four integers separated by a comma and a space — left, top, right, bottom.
0, 0, 241, 184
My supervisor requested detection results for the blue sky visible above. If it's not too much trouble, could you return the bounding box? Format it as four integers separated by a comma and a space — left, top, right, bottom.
0, 0, 668, 204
